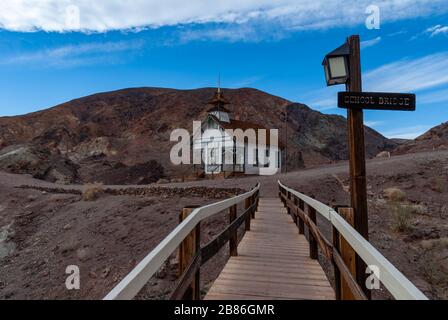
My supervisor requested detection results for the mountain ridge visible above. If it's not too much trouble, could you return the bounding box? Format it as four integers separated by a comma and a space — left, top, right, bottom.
0, 87, 397, 183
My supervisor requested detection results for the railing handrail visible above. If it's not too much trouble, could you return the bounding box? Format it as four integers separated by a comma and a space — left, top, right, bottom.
278, 180, 427, 300
104, 183, 261, 300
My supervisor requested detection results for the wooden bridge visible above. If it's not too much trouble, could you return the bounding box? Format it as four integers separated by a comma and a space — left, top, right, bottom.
205, 198, 334, 300
104, 182, 427, 301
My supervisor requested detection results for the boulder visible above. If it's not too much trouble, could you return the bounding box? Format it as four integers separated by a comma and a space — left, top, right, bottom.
0, 144, 78, 184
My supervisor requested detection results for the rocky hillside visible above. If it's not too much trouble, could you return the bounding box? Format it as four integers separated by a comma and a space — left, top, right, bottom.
0, 87, 396, 183
394, 122, 448, 154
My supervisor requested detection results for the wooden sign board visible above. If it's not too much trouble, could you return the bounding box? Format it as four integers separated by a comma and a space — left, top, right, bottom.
338, 92, 416, 111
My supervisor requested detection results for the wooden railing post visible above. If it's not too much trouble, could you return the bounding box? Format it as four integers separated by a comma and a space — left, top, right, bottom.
251, 193, 256, 219
255, 191, 259, 212
178, 206, 201, 300
245, 197, 251, 231
229, 204, 238, 257
333, 207, 357, 300
292, 196, 298, 224
298, 199, 305, 234
308, 205, 318, 260
286, 191, 291, 216
332, 224, 342, 300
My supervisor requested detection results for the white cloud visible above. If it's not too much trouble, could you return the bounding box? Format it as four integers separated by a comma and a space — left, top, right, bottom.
364, 52, 448, 92
361, 36, 381, 49
178, 24, 288, 43
229, 75, 264, 88
425, 24, 448, 37
0, 40, 145, 67
364, 120, 384, 128
0, 0, 447, 33
420, 88, 448, 104
383, 125, 432, 139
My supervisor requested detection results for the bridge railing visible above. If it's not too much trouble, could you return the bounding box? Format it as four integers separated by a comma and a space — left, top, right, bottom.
278, 180, 427, 300
104, 183, 260, 300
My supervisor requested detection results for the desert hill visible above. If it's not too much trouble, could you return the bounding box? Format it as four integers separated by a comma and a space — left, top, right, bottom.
0, 87, 396, 184
394, 122, 448, 154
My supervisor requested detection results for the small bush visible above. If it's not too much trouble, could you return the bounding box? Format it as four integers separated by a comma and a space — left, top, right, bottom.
384, 187, 407, 203
432, 176, 447, 193
82, 183, 104, 201
390, 203, 412, 232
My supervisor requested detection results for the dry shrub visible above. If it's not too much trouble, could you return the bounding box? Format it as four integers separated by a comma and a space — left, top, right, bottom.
82, 183, 104, 201
384, 187, 412, 232
420, 238, 448, 295
432, 176, 447, 193
390, 203, 412, 232
384, 187, 407, 202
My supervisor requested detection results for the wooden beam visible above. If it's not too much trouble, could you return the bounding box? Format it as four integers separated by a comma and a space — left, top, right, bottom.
298, 199, 305, 235
338, 207, 357, 300
332, 225, 342, 300
308, 205, 318, 260
245, 198, 251, 231
333, 250, 367, 300
347, 35, 370, 298
178, 206, 201, 300
292, 197, 298, 224
229, 204, 238, 257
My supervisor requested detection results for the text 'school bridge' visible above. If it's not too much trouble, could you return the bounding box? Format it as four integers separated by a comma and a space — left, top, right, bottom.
104, 182, 428, 300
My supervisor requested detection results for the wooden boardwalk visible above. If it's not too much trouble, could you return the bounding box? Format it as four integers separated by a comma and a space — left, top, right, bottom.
205, 197, 335, 300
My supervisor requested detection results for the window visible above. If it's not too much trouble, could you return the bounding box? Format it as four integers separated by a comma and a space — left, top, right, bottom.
254, 148, 259, 167
264, 149, 270, 168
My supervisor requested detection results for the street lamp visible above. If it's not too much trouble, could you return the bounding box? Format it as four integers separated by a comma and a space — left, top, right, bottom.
322, 42, 350, 86
322, 36, 370, 299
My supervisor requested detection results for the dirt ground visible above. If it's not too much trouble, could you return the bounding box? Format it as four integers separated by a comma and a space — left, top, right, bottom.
0, 150, 447, 299
0, 172, 245, 299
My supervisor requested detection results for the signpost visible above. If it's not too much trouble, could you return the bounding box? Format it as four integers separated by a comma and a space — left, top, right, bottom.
338, 92, 416, 111
322, 35, 416, 299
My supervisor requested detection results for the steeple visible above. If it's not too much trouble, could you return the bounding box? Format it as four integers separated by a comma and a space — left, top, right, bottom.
208, 75, 230, 122
209, 74, 229, 107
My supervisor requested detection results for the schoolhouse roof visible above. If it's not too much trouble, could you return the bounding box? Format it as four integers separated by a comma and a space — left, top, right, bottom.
208, 114, 285, 149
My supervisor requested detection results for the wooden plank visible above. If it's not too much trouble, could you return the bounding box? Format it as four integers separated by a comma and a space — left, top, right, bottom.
229, 205, 238, 257
212, 278, 334, 295
228, 256, 323, 266
217, 273, 333, 288
219, 269, 330, 282
208, 285, 334, 300
205, 197, 335, 300
338, 207, 357, 300
224, 259, 326, 271
206, 293, 279, 300
178, 206, 200, 300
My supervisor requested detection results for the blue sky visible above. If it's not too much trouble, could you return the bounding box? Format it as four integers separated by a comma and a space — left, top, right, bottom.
0, 1, 447, 139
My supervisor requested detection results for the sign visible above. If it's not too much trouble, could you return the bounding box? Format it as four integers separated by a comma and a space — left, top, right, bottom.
338, 92, 416, 111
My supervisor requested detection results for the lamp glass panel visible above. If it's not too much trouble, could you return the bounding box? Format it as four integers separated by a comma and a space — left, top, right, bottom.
329, 56, 347, 78
324, 63, 330, 83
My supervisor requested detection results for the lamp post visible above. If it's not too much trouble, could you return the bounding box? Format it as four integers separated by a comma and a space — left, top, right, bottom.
323, 35, 370, 298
